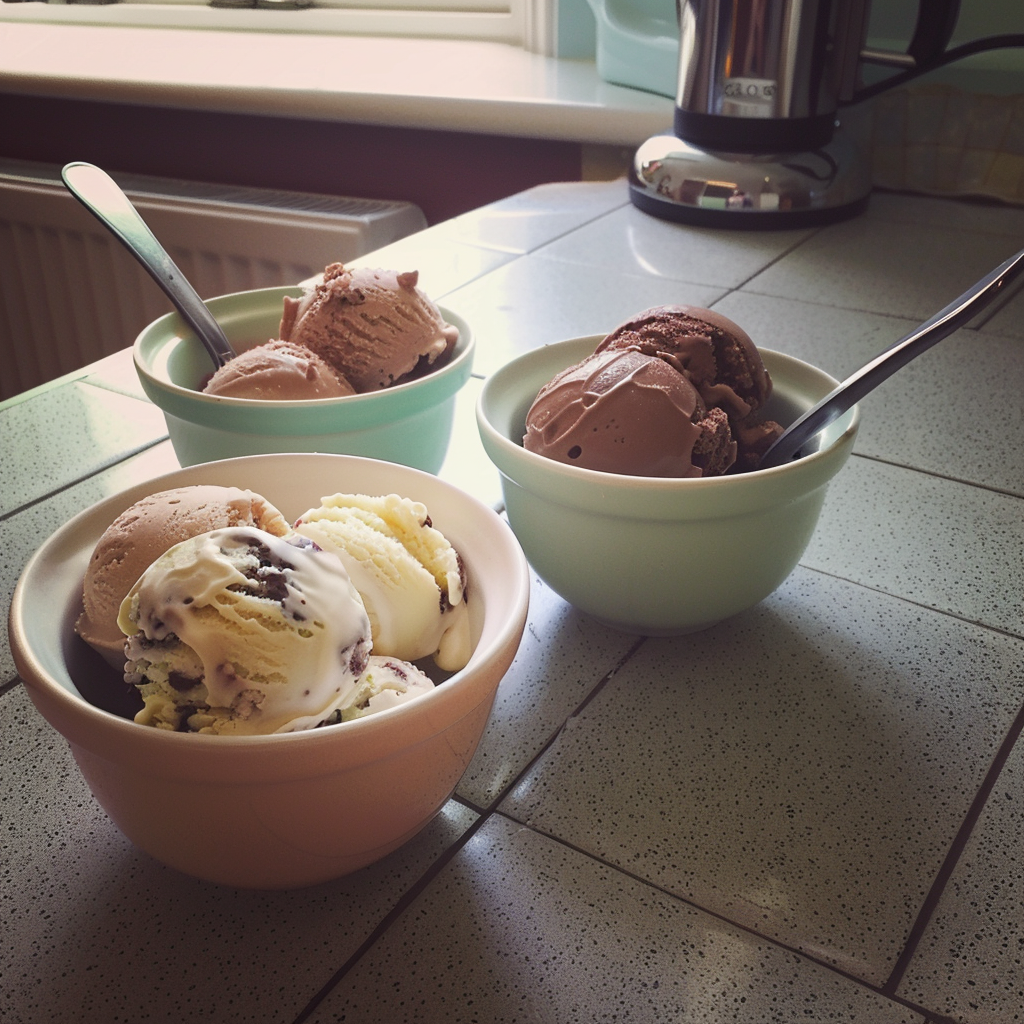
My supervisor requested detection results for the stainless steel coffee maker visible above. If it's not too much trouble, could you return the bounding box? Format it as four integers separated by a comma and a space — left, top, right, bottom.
630, 0, 968, 227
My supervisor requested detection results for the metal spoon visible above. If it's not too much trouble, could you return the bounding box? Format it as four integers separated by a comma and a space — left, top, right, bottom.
61, 161, 235, 369
757, 243, 1024, 469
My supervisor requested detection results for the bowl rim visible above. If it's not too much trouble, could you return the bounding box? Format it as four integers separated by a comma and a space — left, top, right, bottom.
132, 287, 475, 429
9, 453, 531, 770
476, 335, 860, 515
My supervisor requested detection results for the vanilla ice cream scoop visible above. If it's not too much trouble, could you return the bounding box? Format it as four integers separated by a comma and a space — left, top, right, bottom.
294, 492, 471, 672
279, 263, 459, 392
322, 655, 436, 725
119, 526, 372, 734
77, 485, 292, 668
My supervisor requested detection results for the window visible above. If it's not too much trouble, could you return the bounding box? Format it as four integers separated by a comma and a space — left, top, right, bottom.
0, 0, 556, 54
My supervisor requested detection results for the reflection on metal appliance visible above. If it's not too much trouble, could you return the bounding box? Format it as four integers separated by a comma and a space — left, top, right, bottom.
630, 0, 1024, 228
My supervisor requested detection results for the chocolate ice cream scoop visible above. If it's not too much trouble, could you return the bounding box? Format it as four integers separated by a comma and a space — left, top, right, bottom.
597, 304, 772, 418
202, 340, 356, 400
523, 347, 736, 477
598, 305, 782, 471
280, 263, 459, 393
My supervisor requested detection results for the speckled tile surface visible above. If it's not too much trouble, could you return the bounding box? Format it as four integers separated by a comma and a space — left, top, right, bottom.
865, 192, 1024, 238
81, 347, 151, 401
307, 813, 926, 1024
434, 375, 503, 509
712, 292, 1024, 494
744, 211, 1024, 321
806, 458, 1024, 637
1, 680, 479, 1024
428, 178, 629, 254
348, 234, 514, 300
4, 184, 1024, 1024
499, 567, 1024, 987
456, 571, 641, 808
896, 725, 1024, 1024
0, 381, 167, 516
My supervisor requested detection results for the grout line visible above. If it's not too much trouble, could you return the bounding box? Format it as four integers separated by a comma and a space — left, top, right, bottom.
0, 437, 168, 525
801, 563, 1024, 643
464, 633, 649, 816
850, 450, 1024, 501
501, 815, 949, 1023
287, 636, 647, 1023
288, 802, 491, 1024
883, 693, 1024, 996
0, 676, 22, 697
435, 197, 632, 297
725, 223, 831, 293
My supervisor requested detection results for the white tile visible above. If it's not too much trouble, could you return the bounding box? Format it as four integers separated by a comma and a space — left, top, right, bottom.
712, 291, 916, 380
897, 733, 1024, 1024
436, 376, 503, 509
457, 571, 641, 808
6, 179, 1024, 1024
428, 179, 629, 255
807, 458, 1024, 637
81, 347, 150, 401
308, 813, 926, 1023
0, 685, 478, 1024
0, 381, 167, 516
866, 192, 1024, 238
499, 569, 1024, 986
743, 215, 1023, 322
533, 204, 816, 288
349, 235, 514, 301
443, 252, 727, 376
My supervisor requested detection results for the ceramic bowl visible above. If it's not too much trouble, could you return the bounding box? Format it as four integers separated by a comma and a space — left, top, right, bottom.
134, 287, 474, 472
9, 453, 529, 889
477, 335, 859, 635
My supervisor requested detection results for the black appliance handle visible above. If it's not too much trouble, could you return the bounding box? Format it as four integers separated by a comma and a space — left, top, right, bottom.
906, 0, 961, 66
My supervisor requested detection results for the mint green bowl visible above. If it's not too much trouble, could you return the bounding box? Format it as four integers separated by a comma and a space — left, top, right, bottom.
134, 286, 474, 472
477, 336, 859, 635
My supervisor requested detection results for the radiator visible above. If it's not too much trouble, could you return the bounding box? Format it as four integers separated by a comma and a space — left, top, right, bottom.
0, 159, 428, 401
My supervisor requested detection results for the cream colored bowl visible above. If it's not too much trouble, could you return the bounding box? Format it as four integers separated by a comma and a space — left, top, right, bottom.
477, 336, 859, 635
10, 454, 529, 889
134, 287, 474, 472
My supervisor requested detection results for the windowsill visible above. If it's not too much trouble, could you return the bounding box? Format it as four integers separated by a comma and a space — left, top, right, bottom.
0, 20, 674, 145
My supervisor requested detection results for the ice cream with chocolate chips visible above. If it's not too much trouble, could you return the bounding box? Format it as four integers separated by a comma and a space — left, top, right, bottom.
279, 263, 459, 393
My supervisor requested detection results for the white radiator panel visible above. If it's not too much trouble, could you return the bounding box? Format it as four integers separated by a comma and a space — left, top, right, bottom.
0, 161, 427, 401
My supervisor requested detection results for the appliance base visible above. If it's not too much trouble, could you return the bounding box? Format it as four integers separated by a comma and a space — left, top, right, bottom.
629, 125, 872, 230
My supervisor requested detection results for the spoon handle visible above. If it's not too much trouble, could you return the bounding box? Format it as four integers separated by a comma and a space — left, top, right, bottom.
758, 243, 1024, 469
61, 162, 234, 368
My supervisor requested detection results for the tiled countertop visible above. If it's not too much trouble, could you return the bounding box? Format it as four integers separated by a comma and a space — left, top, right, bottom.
3, 179, 1024, 1024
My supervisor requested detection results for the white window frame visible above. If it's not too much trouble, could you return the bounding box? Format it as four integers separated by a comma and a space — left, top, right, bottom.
0, 0, 557, 55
